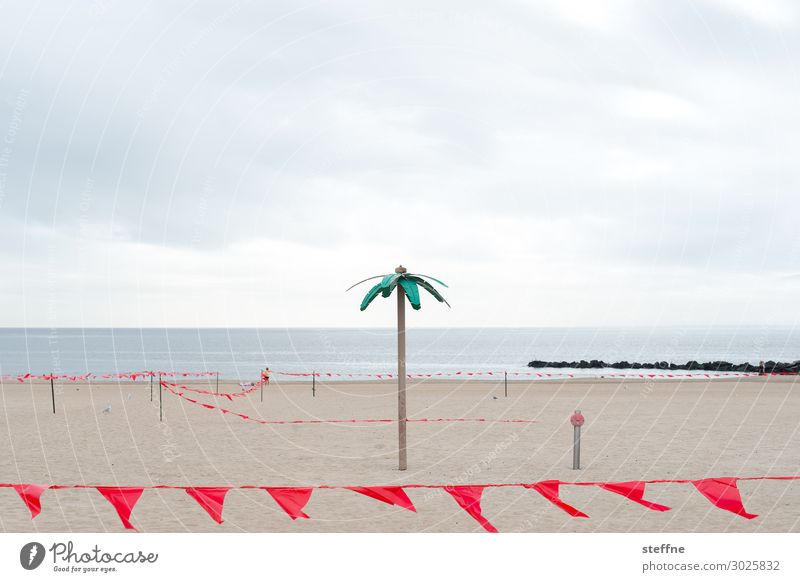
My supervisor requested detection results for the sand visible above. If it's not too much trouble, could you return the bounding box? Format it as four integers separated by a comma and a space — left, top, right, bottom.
1, 375, 799, 532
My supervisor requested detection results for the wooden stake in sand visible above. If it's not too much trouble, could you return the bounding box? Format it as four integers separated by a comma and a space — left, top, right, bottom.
50, 373, 56, 414
216, 372, 219, 394
348, 264, 450, 472
312, 371, 316, 397
570, 410, 585, 469
159, 374, 163, 422
504, 371, 508, 397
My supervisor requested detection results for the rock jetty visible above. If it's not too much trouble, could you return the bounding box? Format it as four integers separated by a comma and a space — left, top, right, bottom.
526, 359, 800, 373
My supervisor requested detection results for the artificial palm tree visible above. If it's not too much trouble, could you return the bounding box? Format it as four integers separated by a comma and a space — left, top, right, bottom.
348, 265, 450, 470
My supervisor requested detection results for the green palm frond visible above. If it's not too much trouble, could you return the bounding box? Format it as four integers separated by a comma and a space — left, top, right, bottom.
359, 282, 383, 311
349, 269, 450, 310
380, 273, 402, 297
398, 278, 421, 310
346, 274, 384, 292
408, 273, 449, 288
407, 275, 450, 307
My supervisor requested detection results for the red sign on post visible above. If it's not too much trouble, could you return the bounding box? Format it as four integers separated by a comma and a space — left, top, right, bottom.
570, 411, 585, 427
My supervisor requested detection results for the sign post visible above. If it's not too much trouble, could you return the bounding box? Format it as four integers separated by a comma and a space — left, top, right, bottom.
50, 374, 56, 414
570, 410, 585, 470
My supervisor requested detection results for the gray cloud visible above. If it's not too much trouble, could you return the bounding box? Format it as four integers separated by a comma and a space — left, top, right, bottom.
1, 0, 799, 325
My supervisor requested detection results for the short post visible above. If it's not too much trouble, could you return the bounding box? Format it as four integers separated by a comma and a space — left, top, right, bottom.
159, 374, 163, 422
504, 371, 508, 398
570, 410, 585, 469
312, 371, 316, 397
216, 372, 219, 393
50, 374, 56, 414
261, 369, 264, 403
150, 375, 153, 401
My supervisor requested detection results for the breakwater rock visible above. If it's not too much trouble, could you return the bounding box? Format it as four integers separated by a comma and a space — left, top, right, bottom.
526, 359, 800, 373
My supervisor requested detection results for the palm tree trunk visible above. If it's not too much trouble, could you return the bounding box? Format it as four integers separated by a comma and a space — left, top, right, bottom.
397, 285, 407, 471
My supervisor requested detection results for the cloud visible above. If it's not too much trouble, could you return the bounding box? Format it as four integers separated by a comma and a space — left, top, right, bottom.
1, 0, 799, 325
705, 0, 796, 27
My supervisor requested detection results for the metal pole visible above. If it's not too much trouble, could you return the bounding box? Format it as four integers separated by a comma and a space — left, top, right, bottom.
150, 375, 153, 401
261, 369, 264, 403
504, 371, 508, 397
573, 425, 581, 470
397, 281, 407, 471
312, 371, 316, 397
159, 374, 163, 422
50, 374, 56, 414
216, 372, 219, 394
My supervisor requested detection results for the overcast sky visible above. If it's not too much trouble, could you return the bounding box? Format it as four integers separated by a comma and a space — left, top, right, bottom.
1, 0, 799, 328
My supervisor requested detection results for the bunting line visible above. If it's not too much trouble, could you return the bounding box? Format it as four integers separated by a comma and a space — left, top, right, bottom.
163, 381, 262, 400
161, 381, 538, 425
1, 476, 795, 532
278, 370, 777, 380
3, 370, 219, 383
4, 368, 789, 385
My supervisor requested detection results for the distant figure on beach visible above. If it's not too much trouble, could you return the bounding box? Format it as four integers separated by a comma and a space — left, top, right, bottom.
262, 368, 271, 385
759, 360, 765, 375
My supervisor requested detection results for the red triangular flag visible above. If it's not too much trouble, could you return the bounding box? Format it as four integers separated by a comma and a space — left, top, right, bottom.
185, 487, 230, 524
525, 481, 588, 517
597, 481, 671, 512
347, 486, 416, 512
691, 478, 758, 519
96, 487, 144, 530
13, 484, 49, 519
444, 486, 498, 533
264, 488, 313, 520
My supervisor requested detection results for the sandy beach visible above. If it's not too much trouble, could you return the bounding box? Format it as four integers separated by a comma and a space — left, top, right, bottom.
1, 375, 798, 533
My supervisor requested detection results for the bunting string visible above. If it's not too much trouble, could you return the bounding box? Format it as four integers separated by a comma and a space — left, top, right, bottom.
165, 381, 262, 400
1, 476, 796, 532
4, 369, 790, 385
3, 370, 219, 383
161, 381, 537, 425
278, 370, 780, 379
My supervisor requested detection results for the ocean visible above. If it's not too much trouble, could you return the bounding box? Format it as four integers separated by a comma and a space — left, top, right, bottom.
1, 327, 799, 380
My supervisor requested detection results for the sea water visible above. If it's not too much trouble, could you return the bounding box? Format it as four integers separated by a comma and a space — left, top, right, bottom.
1, 326, 799, 380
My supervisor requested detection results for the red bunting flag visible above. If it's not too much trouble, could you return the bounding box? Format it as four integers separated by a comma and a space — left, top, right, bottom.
96, 487, 144, 530
525, 481, 588, 518
347, 486, 416, 512
691, 478, 758, 519
444, 486, 498, 533
264, 488, 313, 520
597, 481, 671, 512
185, 487, 230, 524
13, 484, 48, 519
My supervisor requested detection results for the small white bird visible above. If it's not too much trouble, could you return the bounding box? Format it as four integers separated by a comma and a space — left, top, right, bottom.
102, 404, 112, 413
